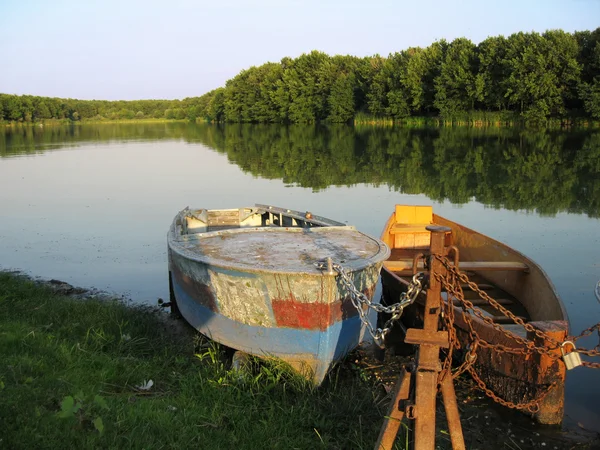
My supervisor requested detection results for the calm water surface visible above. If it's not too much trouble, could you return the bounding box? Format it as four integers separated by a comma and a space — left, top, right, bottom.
1, 123, 599, 431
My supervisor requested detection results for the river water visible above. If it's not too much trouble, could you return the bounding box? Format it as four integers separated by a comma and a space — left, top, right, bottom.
1, 122, 599, 431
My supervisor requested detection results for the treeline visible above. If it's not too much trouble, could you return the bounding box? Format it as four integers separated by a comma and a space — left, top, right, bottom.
0, 96, 209, 123
203, 29, 600, 124
1, 28, 599, 125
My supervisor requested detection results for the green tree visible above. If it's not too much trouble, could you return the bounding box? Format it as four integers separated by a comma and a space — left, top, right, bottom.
34, 101, 51, 120
207, 88, 225, 122
477, 35, 509, 111
575, 28, 600, 118
2, 95, 22, 121
502, 31, 580, 123
284, 51, 330, 123
327, 72, 356, 123
364, 55, 387, 116
579, 81, 600, 119
434, 38, 480, 118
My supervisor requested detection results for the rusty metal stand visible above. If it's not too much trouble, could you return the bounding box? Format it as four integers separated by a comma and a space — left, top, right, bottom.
375, 226, 465, 450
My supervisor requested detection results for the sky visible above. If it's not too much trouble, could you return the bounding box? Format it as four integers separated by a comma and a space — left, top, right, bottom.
1, 0, 598, 101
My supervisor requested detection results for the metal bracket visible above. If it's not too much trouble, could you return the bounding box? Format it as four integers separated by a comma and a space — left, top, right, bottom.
405, 404, 417, 420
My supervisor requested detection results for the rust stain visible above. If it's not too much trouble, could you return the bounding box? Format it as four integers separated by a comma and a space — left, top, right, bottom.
171, 266, 218, 312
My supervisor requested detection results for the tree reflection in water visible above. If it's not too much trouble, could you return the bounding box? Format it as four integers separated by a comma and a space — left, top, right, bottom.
2, 123, 598, 218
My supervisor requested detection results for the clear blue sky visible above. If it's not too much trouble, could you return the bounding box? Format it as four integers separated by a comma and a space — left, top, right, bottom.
1, 0, 598, 100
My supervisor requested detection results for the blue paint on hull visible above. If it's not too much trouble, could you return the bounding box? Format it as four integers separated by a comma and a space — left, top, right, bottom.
172, 276, 365, 384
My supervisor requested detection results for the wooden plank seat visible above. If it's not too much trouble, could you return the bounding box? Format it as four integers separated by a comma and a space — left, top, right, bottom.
389, 224, 433, 234
441, 296, 522, 321
482, 313, 527, 324
383, 259, 529, 272
443, 291, 514, 306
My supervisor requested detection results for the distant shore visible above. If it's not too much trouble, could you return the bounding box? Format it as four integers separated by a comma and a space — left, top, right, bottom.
2, 118, 191, 126
2, 117, 599, 128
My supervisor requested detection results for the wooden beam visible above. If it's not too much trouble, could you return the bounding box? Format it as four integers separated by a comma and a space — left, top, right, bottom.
389, 224, 432, 235
404, 328, 450, 348
384, 260, 529, 272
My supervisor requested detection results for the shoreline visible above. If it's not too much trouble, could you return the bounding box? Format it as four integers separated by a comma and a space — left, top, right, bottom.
2, 118, 191, 126
2, 118, 599, 128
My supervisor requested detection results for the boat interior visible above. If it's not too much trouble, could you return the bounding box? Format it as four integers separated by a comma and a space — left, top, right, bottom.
180, 205, 345, 234
381, 205, 536, 334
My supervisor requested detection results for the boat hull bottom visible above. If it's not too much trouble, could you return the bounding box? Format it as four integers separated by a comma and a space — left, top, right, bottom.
171, 275, 366, 385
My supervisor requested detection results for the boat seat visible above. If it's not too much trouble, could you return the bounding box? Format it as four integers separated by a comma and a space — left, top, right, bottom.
389, 206, 434, 248
390, 205, 434, 235
389, 224, 433, 234
384, 259, 529, 272
466, 303, 528, 324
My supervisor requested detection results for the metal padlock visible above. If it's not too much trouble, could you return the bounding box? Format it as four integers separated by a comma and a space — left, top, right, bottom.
560, 341, 582, 370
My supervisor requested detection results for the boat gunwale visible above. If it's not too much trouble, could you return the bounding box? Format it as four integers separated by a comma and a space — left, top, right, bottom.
254, 203, 347, 227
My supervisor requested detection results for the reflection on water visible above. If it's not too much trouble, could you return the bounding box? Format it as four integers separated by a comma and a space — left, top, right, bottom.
2, 122, 599, 217
0, 122, 599, 432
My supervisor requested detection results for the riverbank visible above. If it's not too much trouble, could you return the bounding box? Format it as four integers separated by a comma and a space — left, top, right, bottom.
352, 114, 600, 129
1, 272, 598, 449
2, 118, 191, 126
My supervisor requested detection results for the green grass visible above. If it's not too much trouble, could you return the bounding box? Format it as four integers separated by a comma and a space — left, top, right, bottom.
0, 272, 395, 449
353, 112, 600, 128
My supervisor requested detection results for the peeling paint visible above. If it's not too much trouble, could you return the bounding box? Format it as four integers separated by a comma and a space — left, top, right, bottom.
166, 205, 390, 384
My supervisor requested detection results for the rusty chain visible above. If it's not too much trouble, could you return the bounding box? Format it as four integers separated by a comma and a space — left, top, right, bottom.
437, 255, 561, 356
430, 253, 600, 412
434, 260, 558, 410
435, 254, 600, 359
466, 366, 557, 414
571, 323, 600, 357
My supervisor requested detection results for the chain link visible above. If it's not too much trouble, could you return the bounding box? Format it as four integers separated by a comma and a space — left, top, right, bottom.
433, 253, 600, 412
315, 259, 425, 346
467, 366, 557, 413
436, 254, 600, 359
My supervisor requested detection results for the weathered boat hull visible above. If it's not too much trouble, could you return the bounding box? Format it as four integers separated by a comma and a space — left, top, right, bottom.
379, 205, 569, 424
168, 205, 389, 384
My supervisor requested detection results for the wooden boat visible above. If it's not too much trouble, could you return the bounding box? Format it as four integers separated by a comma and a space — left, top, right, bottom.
379, 205, 569, 424
168, 204, 390, 384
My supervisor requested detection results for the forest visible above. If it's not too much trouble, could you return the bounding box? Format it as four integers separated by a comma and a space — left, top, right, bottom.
1, 28, 599, 125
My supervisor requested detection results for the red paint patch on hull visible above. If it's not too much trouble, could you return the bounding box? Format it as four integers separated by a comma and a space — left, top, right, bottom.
272, 285, 375, 330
